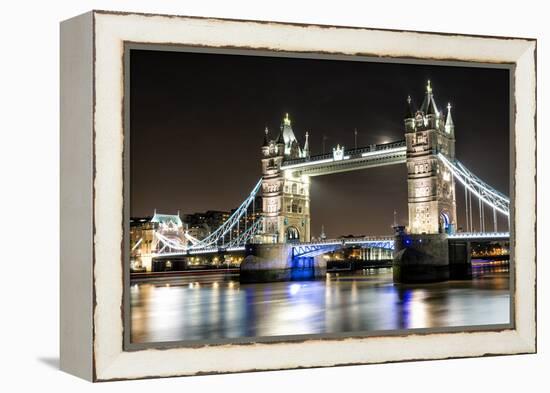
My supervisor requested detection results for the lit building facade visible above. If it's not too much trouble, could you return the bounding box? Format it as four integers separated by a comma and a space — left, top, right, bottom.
130, 216, 155, 271
404, 81, 457, 234
130, 212, 185, 271
260, 114, 311, 243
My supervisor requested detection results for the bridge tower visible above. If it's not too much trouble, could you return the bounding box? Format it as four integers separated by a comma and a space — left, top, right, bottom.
404, 81, 457, 234
260, 114, 311, 243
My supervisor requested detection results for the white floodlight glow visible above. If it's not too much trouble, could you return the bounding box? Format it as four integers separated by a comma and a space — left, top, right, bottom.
282, 157, 335, 170
361, 146, 406, 158
438, 153, 510, 217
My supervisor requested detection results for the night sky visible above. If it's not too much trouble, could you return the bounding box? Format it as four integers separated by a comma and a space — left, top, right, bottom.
130, 49, 510, 238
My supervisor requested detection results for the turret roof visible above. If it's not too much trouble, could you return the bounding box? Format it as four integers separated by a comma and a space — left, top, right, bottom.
445, 102, 455, 133
303, 131, 310, 155
280, 113, 302, 156
151, 212, 183, 228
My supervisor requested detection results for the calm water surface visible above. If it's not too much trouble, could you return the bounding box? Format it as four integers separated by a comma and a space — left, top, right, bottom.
130, 263, 510, 344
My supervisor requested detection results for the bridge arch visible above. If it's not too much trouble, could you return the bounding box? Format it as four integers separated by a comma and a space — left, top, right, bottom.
439, 211, 451, 234
286, 226, 300, 242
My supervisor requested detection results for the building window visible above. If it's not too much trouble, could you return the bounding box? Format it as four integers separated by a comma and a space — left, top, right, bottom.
291, 183, 297, 194
415, 134, 427, 145
414, 162, 430, 174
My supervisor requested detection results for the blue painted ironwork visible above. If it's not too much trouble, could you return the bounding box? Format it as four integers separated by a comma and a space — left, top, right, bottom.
292, 237, 395, 258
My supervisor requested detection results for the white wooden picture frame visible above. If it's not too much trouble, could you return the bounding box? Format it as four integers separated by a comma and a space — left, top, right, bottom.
60, 10, 536, 381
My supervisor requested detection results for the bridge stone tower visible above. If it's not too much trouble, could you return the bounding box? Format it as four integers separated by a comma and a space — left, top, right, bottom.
260, 114, 311, 243
404, 81, 457, 235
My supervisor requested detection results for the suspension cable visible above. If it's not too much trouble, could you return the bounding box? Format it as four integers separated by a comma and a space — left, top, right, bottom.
478, 197, 482, 233
438, 153, 509, 217
464, 188, 469, 232
468, 187, 473, 232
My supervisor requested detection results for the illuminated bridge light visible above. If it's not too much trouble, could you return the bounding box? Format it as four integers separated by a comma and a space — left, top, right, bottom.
448, 232, 510, 239
437, 153, 510, 217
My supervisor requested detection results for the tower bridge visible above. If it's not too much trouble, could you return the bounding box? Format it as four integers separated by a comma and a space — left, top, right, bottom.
143, 80, 510, 283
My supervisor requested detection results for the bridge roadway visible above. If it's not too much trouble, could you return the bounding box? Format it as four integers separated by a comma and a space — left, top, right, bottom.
291, 232, 509, 258
291, 236, 394, 258
281, 140, 406, 177
152, 237, 392, 258
152, 232, 509, 259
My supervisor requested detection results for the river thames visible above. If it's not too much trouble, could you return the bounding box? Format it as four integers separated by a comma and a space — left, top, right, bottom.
130, 262, 510, 344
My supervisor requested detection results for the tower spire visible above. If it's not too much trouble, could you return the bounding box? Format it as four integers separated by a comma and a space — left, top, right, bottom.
283, 113, 291, 126
276, 126, 284, 144
445, 102, 455, 134
405, 95, 415, 119
303, 131, 310, 158
262, 126, 269, 147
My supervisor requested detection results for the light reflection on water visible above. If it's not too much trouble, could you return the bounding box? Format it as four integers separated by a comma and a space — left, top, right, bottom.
130, 264, 510, 344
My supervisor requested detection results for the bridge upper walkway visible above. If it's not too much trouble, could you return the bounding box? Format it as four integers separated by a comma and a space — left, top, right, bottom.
281, 140, 407, 176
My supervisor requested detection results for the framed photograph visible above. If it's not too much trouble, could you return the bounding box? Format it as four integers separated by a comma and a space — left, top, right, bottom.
60, 10, 536, 381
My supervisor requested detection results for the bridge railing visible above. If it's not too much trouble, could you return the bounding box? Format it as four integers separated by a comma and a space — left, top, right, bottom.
448, 232, 510, 239
297, 236, 394, 246
282, 140, 406, 167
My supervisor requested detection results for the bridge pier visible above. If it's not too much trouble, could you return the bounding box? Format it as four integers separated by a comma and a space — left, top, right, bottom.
393, 232, 491, 282
151, 257, 188, 272
240, 244, 326, 283
448, 239, 473, 279
392, 233, 450, 283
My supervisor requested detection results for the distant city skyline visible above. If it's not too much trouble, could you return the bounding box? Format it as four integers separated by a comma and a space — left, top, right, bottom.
130, 49, 510, 238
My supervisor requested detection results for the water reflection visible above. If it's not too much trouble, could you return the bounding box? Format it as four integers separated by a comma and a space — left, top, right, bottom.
130, 265, 510, 344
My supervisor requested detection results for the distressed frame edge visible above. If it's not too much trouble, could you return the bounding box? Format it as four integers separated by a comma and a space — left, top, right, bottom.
90, 8, 538, 42
511, 40, 537, 353
59, 11, 95, 381
88, 11, 536, 381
